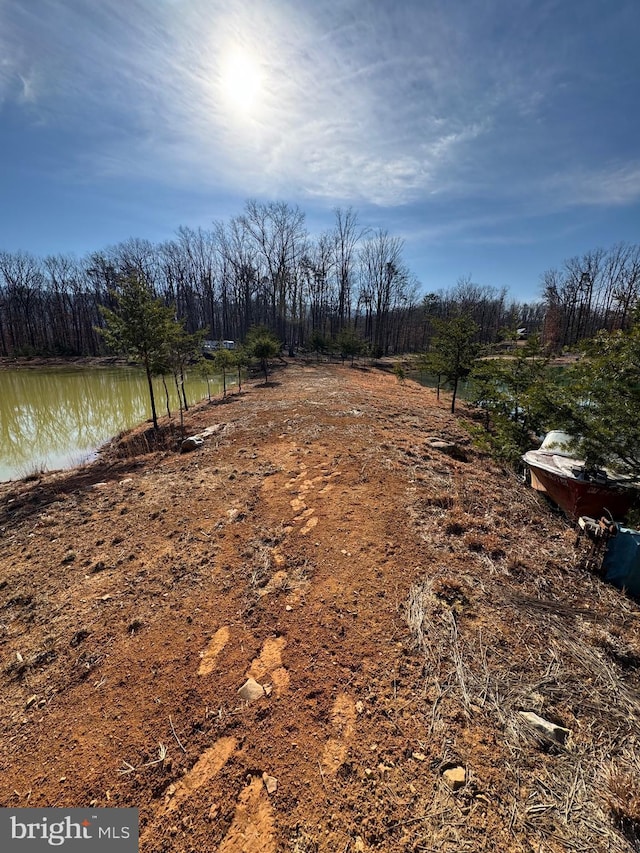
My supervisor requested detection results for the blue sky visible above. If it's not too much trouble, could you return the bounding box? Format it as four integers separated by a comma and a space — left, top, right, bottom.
1, 0, 639, 302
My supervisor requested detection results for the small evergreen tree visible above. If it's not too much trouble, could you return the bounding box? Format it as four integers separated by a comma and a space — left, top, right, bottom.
213, 347, 236, 397
233, 346, 249, 392
470, 335, 550, 464
98, 274, 175, 430
420, 314, 479, 413
166, 325, 206, 414
547, 311, 640, 479
309, 330, 327, 362
336, 328, 363, 364
246, 327, 281, 384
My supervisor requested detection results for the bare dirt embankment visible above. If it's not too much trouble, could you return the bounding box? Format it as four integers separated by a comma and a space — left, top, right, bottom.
1, 362, 639, 852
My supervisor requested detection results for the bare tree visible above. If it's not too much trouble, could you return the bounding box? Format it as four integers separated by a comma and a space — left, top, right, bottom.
332, 207, 365, 331
358, 230, 405, 355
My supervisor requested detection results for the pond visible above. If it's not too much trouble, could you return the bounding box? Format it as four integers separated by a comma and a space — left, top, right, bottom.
411, 370, 473, 400
0, 366, 230, 482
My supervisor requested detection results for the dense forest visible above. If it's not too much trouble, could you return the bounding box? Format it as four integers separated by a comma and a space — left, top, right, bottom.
0, 200, 638, 358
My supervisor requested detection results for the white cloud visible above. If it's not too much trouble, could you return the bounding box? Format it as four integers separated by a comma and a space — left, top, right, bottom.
544, 164, 640, 208
2, 0, 639, 217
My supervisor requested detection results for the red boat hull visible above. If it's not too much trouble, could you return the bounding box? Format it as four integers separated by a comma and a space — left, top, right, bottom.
528, 464, 635, 520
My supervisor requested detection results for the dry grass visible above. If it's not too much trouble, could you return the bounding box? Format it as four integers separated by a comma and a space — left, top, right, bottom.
403, 450, 640, 852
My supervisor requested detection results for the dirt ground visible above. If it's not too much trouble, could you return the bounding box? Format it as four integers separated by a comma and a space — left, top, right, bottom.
1, 361, 640, 852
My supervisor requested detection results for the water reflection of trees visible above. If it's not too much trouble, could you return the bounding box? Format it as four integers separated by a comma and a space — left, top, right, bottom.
0, 368, 222, 479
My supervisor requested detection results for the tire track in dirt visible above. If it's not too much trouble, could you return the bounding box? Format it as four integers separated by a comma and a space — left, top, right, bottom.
167, 436, 372, 847
246, 635, 290, 697
139, 736, 238, 846
283, 462, 341, 537
320, 693, 357, 775
218, 775, 276, 853
197, 626, 230, 676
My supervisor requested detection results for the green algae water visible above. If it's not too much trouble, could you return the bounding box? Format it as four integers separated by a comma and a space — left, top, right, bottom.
0, 366, 229, 481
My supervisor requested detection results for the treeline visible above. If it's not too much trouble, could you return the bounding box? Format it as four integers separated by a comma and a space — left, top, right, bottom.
541, 243, 640, 351
1, 199, 637, 358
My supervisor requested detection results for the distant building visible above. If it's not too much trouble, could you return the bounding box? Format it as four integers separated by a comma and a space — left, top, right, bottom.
203, 340, 235, 352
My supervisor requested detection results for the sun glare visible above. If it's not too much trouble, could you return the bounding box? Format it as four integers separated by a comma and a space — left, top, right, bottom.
220, 51, 262, 116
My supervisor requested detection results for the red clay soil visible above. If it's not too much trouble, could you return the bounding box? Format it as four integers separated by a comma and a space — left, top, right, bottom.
1, 361, 640, 852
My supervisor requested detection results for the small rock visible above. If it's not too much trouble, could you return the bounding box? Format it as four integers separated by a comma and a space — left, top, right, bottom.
354, 837, 366, 852
25, 695, 37, 708
285, 605, 293, 611
61, 552, 76, 564
355, 700, 365, 714
412, 751, 426, 762
208, 803, 219, 820
237, 678, 265, 702
443, 766, 466, 791
262, 772, 278, 794
363, 768, 374, 779
518, 711, 571, 745
426, 438, 468, 462
180, 436, 204, 453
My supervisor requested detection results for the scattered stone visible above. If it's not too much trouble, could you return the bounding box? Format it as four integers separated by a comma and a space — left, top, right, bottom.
181, 425, 225, 453
355, 700, 365, 715
426, 437, 468, 462
518, 711, 571, 745
198, 424, 224, 439
262, 772, 278, 794
25, 695, 37, 708
181, 436, 204, 453
354, 837, 366, 852
443, 766, 466, 791
61, 552, 76, 564
412, 751, 426, 762
237, 677, 265, 702
363, 768, 374, 779
285, 605, 293, 611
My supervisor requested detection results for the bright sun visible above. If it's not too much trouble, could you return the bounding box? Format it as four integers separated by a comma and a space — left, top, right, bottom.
220, 51, 262, 116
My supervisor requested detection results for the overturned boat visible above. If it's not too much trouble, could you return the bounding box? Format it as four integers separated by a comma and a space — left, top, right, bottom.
523, 431, 637, 520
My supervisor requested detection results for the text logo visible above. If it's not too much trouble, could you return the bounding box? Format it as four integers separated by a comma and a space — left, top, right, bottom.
1, 809, 138, 851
